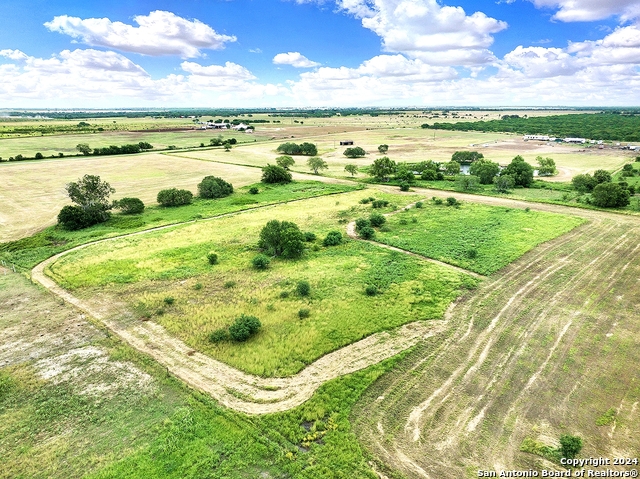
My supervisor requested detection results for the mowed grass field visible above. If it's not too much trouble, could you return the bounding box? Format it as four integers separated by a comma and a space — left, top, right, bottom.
46, 191, 476, 377
375, 201, 585, 275
0, 153, 264, 242
0, 271, 406, 479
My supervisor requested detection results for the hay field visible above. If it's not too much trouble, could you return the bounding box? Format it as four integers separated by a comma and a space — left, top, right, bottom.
0, 153, 263, 242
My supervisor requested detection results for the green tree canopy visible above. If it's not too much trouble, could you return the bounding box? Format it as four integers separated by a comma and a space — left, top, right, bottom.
344, 164, 358, 176
536, 156, 557, 176
344, 146, 366, 158
593, 169, 612, 184
395, 164, 415, 183
494, 174, 515, 193
591, 182, 631, 208
66, 174, 115, 213
501, 156, 534, 187
469, 159, 500, 184
572, 173, 596, 193
258, 220, 305, 258
275, 155, 295, 170
261, 164, 292, 184
444, 161, 461, 176
369, 157, 397, 181
197, 176, 234, 199
452, 151, 484, 163
378, 144, 389, 154
307, 157, 328, 174
76, 143, 92, 155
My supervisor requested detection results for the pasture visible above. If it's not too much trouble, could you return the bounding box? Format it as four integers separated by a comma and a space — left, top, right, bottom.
375, 200, 585, 275
46, 190, 475, 377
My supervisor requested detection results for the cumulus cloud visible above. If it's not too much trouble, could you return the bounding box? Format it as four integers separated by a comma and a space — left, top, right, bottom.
181, 61, 256, 80
44, 11, 236, 58
273, 52, 321, 67
529, 0, 640, 22
333, 0, 507, 66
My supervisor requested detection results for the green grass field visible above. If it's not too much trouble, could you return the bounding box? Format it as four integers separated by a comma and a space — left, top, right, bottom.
47, 191, 474, 377
374, 200, 585, 275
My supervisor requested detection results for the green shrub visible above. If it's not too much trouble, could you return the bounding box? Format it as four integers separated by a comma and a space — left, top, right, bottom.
197, 176, 233, 199
399, 218, 408, 225
57, 205, 90, 231
369, 213, 386, 227
298, 308, 311, 319
434, 198, 443, 205
421, 169, 437, 181
209, 328, 229, 343
228, 314, 262, 342
114, 197, 145, 214
261, 164, 292, 184
207, 252, 219, 265
157, 188, 193, 206
279, 290, 290, 299
559, 435, 583, 460
399, 181, 410, 191
371, 200, 390, 209
252, 254, 271, 270
194, 283, 203, 290
446, 197, 458, 206
296, 280, 311, 297
467, 249, 478, 259
415, 201, 423, 208
259, 220, 305, 258
249, 187, 259, 194
355, 218, 371, 231
163, 296, 175, 305
223, 280, 236, 288
365, 285, 378, 296
380, 225, 391, 232
359, 226, 375, 240
359, 198, 371, 204
304, 232, 316, 242
323, 231, 343, 246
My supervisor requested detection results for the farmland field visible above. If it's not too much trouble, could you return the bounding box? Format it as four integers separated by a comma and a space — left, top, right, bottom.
375, 201, 585, 275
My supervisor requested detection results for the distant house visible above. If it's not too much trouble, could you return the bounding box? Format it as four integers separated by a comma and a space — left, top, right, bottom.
564, 138, 586, 144
523, 135, 550, 141
340, 140, 354, 146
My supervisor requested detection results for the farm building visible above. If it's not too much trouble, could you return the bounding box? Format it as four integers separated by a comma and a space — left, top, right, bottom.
340, 140, 354, 146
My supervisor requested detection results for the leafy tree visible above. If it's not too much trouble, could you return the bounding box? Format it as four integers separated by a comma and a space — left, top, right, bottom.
261, 164, 292, 184
296, 280, 311, 297
344, 146, 366, 158
65, 174, 115, 223
378, 144, 389, 154
276, 155, 295, 170
369, 156, 397, 181
198, 176, 234, 199
307, 157, 328, 174
501, 156, 534, 187
114, 197, 145, 214
591, 182, 631, 207
572, 173, 596, 193
593, 169, 612, 184
469, 159, 500, 184
344, 164, 359, 176
57, 206, 90, 230
35, 152, 44, 159
138, 142, 153, 150
355, 218, 371, 231
415, 160, 439, 173
399, 181, 410, 191
76, 143, 92, 155
455, 175, 480, 191
258, 220, 305, 258
249, 187, 259, 194
395, 164, 415, 183
359, 226, 375, 239
276, 142, 301, 155
444, 161, 461, 176
494, 174, 515, 193
228, 315, 261, 342
559, 435, 583, 460
252, 254, 270, 270
536, 156, 557, 176
323, 231, 343, 246
421, 169, 437, 181
157, 188, 193, 206
300, 142, 317, 156
369, 213, 386, 227
452, 151, 484, 163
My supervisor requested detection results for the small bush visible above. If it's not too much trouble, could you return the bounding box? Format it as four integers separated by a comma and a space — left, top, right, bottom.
207, 252, 219, 265
371, 200, 390, 209
57, 205, 90, 230
252, 254, 271, 270
296, 280, 311, 297
323, 231, 343, 246
163, 296, 175, 305
249, 187, 259, 194
229, 314, 262, 342
115, 197, 145, 215
415, 201, 423, 208
198, 176, 233, 199
525, 207, 530, 212
467, 249, 478, 259
194, 283, 203, 290
359, 226, 375, 240
369, 213, 386, 227
380, 225, 391, 232
224, 280, 236, 289
304, 232, 316, 242
434, 198, 443, 205
411, 217, 418, 223
446, 197, 458, 206
209, 328, 229, 343
399, 218, 408, 225
157, 188, 193, 207
359, 198, 371, 204
298, 308, 311, 319
365, 285, 378, 296
355, 218, 371, 231
262, 164, 292, 184
279, 290, 290, 299
399, 181, 410, 191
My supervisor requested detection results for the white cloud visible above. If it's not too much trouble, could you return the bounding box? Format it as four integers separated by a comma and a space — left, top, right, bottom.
529, 0, 640, 22
181, 61, 256, 80
334, 0, 507, 66
44, 11, 236, 58
273, 52, 321, 68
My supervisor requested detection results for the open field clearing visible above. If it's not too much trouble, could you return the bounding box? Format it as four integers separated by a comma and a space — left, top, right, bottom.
44, 190, 477, 377
0, 154, 287, 242
375, 201, 585, 275
353, 197, 640, 478
0, 129, 263, 158
1, 271, 405, 478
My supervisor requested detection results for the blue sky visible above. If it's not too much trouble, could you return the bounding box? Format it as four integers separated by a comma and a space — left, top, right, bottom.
0, 0, 639, 107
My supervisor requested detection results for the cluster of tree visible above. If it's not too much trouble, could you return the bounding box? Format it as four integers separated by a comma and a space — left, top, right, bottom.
76, 142, 153, 156
57, 175, 116, 230
210, 314, 262, 343
572, 169, 632, 207
1, 152, 66, 162
157, 188, 193, 206
209, 137, 237, 147
262, 164, 292, 184
451, 151, 484, 164
276, 142, 317, 156
343, 147, 366, 158
197, 176, 233, 199
421, 112, 640, 141
258, 220, 305, 259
